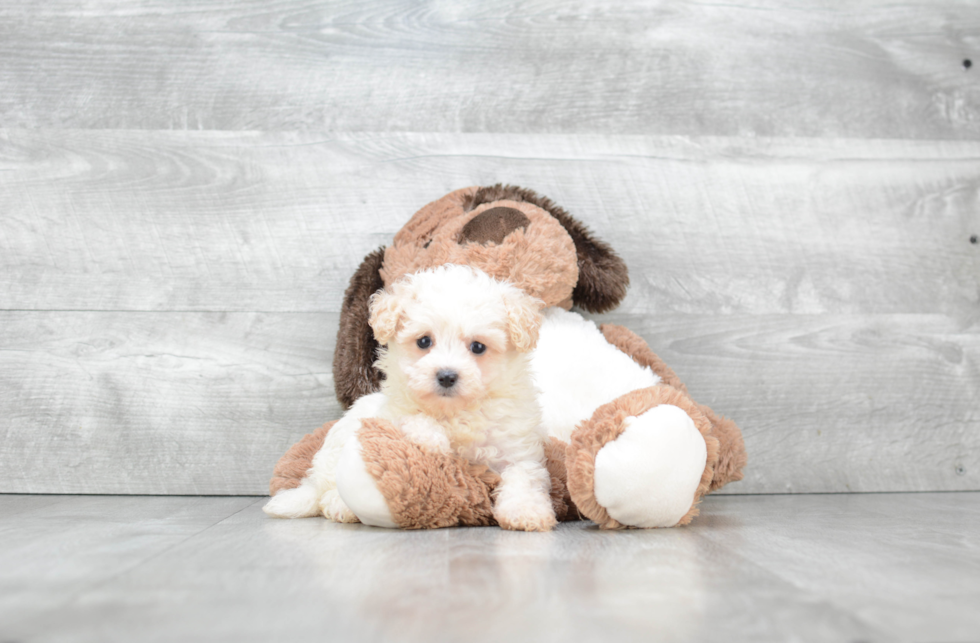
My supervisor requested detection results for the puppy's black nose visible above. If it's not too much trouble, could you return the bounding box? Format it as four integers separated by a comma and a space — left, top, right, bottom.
436, 370, 458, 389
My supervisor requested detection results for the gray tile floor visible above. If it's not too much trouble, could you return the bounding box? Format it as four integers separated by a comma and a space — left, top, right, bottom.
2, 493, 979, 643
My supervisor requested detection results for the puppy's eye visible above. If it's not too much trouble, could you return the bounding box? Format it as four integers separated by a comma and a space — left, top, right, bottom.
470, 341, 486, 355
416, 336, 432, 349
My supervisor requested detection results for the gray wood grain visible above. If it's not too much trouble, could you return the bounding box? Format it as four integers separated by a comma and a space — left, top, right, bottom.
4, 493, 980, 642
3, 131, 977, 315
0, 311, 342, 494
2, 1, 979, 498
694, 494, 980, 642
0, 495, 257, 638
0, 1, 977, 137
1, 309, 975, 495
1, 130, 978, 495
601, 313, 980, 494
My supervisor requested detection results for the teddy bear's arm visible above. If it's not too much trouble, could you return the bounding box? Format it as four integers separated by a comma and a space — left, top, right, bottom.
338, 418, 500, 529
566, 385, 717, 529
544, 436, 580, 521
268, 420, 335, 496
599, 324, 687, 392
336, 420, 577, 529
599, 323, 746, 492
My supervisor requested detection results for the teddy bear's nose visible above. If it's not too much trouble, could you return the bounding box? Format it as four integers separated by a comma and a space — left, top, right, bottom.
436, 370, 459, 389
458, 207, 530, 245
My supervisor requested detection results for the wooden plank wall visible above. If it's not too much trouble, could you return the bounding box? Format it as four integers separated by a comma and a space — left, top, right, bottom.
1, 1, 977, 495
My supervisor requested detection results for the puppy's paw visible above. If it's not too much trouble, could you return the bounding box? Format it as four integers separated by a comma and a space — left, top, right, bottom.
398, 415, 451, 454
493, 496, 557, 532
319, 489, 361, 523
410, 432, 452, 454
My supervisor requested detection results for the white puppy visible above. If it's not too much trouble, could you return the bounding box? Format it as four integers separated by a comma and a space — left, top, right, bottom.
264, 265, 556, 532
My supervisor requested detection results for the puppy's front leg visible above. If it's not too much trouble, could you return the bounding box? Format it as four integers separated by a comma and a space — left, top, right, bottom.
493, 460, 557, 532
398, 414, 452, 454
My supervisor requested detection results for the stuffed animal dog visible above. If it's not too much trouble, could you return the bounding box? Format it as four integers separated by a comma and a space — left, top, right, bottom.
269, 185, 747, 531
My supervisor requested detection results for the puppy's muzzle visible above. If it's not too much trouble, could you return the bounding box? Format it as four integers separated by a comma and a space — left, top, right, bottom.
436, 369, 459, 390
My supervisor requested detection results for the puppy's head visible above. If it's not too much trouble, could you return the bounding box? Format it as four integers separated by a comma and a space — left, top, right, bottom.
369, 265, 542, 414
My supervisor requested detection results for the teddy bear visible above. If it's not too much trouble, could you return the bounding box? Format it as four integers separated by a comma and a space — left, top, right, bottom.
269, 185, 746, 529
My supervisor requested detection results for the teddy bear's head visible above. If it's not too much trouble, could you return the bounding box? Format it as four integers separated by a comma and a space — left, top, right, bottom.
333, 184, 630, 409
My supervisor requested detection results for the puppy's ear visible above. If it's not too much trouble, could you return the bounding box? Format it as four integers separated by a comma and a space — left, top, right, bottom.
368, 288, 403, 345
505, 290, 544, 352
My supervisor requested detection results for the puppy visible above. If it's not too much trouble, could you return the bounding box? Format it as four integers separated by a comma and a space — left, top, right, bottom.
264, 265, 556, 532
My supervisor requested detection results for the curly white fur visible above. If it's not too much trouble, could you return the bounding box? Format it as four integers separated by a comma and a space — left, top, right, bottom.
265, 265, 557, 532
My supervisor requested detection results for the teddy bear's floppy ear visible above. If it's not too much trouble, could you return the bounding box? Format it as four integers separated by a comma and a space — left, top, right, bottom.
463, 184, 630, 313
332, 247, 386, 410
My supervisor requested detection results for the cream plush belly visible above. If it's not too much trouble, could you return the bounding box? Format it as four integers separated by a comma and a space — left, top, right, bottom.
531, 309, 660, 442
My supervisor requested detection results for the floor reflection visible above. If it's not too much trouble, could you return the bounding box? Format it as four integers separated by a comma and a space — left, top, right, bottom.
263, 517, 708, 642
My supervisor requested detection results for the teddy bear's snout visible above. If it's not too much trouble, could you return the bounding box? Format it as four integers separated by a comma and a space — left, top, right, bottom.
458, 207, 529, 246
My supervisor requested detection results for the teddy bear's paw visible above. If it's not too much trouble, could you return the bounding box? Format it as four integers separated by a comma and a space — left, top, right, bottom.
319, 489, 361, 523
593, 404, 707, 528
335, 435, 399, 529
398, 415, 452, 454
493, 494, 557, 532
263, 482, 320, 519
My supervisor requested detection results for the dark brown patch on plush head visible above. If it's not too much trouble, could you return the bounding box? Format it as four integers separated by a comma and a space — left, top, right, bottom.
458, 207, 530, 245
463, 184, 629, 313
382, 194, 578, 309
333, 247, 387, 409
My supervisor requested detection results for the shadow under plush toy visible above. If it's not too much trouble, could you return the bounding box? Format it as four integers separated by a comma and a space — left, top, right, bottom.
267, 185, 746, 529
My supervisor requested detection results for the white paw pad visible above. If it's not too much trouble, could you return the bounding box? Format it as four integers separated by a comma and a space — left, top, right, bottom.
335, 436, 399, 528
593, 404, 707, 528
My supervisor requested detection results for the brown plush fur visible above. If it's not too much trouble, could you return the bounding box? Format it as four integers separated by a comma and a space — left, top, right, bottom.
600, 323, 746, 492
544, 437, 581, 522
463, 184, 630, 313
333, 247, 387, 409
332, 185, 636, 409
381, 199, 579, 308
600, 324, 687, 392
697, 403, 748, 491
358, 418, 500, 529
270, 186, 746, 530
391, 187, 478, 249
564, 399, 630, 530
270, 334, 742, 528
565, 385, 721, 529
268, 423, 582, 525
269, 421, 335, 496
